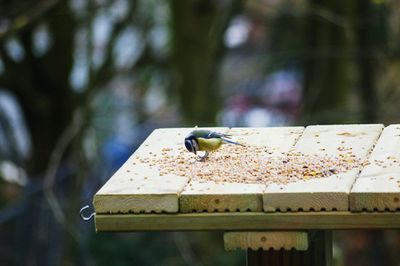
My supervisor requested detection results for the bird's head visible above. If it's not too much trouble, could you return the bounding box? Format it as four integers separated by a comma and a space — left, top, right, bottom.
184, 135, 199, 154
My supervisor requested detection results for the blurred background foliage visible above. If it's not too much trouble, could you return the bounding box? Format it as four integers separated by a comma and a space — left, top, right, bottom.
0, 0, 399, 265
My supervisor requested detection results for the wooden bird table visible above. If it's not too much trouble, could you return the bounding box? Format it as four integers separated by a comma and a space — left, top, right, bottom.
93, 125, 400, 266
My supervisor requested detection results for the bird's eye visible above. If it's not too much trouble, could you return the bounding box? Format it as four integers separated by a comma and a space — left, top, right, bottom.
184, 140, 193, 152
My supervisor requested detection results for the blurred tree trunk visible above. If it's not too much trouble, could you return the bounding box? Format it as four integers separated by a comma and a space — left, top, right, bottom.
355, 0, 386, 123
355, 0, 377, 123
338, 2, 390, 266
0, 1, 76, 175
169, 0, 241, 125
302, 0, 352, 123
0, 2, 80, 265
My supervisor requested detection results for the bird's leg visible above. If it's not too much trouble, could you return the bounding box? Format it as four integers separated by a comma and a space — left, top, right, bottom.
198, 151, 209, 162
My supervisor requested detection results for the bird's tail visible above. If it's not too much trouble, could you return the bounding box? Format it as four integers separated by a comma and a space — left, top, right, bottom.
222, 137, 245, 146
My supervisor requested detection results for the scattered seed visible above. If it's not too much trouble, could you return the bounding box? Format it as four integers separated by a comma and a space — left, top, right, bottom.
136, 143, 367, 185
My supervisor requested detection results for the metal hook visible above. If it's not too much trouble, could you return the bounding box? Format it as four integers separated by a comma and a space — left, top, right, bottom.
80, 205, 95, 221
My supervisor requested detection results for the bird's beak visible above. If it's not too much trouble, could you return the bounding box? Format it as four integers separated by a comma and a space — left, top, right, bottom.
193, 150, 197, 155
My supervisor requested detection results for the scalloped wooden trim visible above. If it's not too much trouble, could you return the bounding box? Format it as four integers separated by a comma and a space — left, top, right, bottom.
224, 231, 308, 251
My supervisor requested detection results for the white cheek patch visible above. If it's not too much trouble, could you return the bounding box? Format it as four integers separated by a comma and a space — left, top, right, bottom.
192, 140, 199, 152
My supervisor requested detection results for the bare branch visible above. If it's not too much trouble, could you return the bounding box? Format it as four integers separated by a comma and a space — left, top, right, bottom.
0, 0, 59, 43
43, 109, 83, 241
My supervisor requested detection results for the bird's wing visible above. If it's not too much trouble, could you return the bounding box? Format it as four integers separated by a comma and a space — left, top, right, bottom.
221, 138, 244, 146
206, 131, 231, 139
190, 129, 231, 139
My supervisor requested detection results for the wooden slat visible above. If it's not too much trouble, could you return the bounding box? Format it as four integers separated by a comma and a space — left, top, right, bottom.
245, 231, 332, 266
179, 127, 304, 212
350, 124, 400, 211
93, 128, 213, 214
224, 231, 308, 251
180, 181, 265, 212
263, 124, 384, 212
94, 212, 400, 232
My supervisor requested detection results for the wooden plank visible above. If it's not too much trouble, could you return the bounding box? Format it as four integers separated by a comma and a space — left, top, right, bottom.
180, 181, 265, 212
350, 124, 400, 211
263, 124, 384, 212
94, 212, 400, 232
245, 231, 332, 266
224, 231, 308, 251
94, 127, 225, 214
179, 127, 304, 212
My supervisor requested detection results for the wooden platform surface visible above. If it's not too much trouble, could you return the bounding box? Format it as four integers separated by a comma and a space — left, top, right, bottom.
93, 124, 400, 231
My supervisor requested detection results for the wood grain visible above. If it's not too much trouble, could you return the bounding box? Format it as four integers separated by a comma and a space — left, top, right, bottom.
180, 181, 264, 212
95, 212, 400, 232
224, 231, 309, 251
350, 124, 400, 211
179, 127, 304, 212
263, 124, 384, 212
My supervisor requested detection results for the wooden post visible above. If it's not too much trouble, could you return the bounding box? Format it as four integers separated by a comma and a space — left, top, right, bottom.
245, 231, 332, 266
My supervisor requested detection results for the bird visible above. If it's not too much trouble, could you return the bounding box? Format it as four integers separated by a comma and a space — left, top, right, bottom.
184, 129, 243, 160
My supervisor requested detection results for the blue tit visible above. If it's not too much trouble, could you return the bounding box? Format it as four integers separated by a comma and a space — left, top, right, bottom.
184, 129, 243, 160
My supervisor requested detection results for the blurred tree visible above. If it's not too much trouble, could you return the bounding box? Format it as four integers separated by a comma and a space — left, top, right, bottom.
0, 0, 75, 174
354, 0, 386, 123
262, 0, 354, 123
302, 0, 353, 123
170, 0, 242, 125
0, 0, 242, 265
0, 1, 86, 265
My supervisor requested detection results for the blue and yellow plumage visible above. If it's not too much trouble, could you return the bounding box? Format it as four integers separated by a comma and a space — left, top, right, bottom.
184, 129, 243, 160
